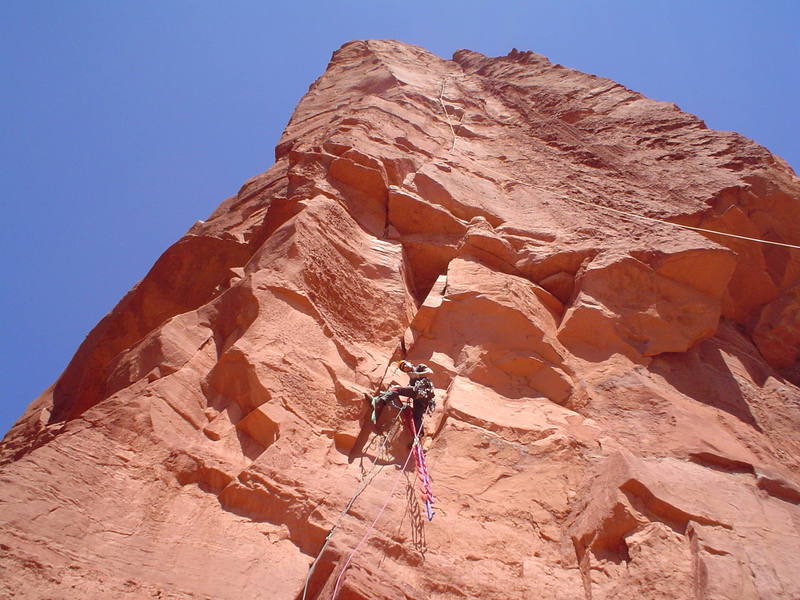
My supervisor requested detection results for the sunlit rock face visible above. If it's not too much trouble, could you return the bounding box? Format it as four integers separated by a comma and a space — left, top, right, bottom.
2, 40, 800, 600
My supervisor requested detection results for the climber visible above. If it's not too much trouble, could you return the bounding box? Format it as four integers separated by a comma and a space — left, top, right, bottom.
369, 360, 436, 438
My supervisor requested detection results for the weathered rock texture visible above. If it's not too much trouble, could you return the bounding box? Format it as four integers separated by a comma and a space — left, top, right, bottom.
2, 40, 800, 600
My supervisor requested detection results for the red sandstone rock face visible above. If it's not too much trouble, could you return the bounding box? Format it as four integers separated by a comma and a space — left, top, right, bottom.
2, 40, 800, 600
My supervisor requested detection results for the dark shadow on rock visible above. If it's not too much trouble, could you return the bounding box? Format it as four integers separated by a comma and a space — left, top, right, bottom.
400, 472, 428, 557
235, 428, 268, 462
292, 547, 339, 600
779, 361, 800, 388
50, 235, 253, 424
649, 321, 765, 431
348, 394, 387, 466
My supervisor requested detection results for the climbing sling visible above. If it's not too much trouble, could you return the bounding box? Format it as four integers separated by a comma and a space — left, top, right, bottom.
401, 407, 435, 521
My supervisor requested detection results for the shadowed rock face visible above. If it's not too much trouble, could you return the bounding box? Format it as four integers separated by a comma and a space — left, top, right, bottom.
2, 40, 800, 600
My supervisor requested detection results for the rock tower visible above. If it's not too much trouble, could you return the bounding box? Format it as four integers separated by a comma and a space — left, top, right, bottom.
2, 40, 800, 600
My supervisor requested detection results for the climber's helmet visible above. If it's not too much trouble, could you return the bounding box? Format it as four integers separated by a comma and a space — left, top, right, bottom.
398, 360, 433, 376
414, 363, 433, 376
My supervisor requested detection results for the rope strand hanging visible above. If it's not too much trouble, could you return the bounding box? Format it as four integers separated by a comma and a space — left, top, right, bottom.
330, 442, 416, 599
301, 411, 404, 600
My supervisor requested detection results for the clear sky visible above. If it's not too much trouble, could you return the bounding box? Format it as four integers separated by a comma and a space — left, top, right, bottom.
1, 1, 798, 435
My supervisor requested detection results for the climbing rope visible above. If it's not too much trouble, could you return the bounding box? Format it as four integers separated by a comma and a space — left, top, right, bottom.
401, 408, 435, 521
300, 65, 797, 600
327, 405, 435, 599
438, 78, 462, 152
435, 75, 800, 251
492, 164, 800, 250
301, 411, 404, 600
330, 441, 417, 600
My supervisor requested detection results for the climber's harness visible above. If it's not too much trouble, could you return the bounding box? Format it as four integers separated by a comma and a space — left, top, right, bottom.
412, 377, 436, 413
382, 377, 436, 413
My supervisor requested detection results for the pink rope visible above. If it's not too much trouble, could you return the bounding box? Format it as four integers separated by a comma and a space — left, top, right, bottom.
330, 442, 415, 599
402, 409, 435, 517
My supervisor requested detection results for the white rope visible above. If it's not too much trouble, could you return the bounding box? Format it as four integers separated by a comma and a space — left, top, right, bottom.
331, 441, 416, 599
483, 164, 800, 250
434, 76, 800, 251
301, 412, 403, 600
438, 78, 458, 152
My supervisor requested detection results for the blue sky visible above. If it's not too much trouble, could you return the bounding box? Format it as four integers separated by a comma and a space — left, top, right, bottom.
1, 1, 798, 435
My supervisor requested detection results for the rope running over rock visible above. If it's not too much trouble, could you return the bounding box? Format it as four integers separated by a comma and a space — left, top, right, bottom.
301, 411, 404, 600
330, 440, 417, 599
437, 77, 800, 251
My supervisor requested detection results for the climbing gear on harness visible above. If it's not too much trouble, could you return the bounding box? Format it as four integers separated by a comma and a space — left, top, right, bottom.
402, 407, 436, 521
412, 377, 435, 402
